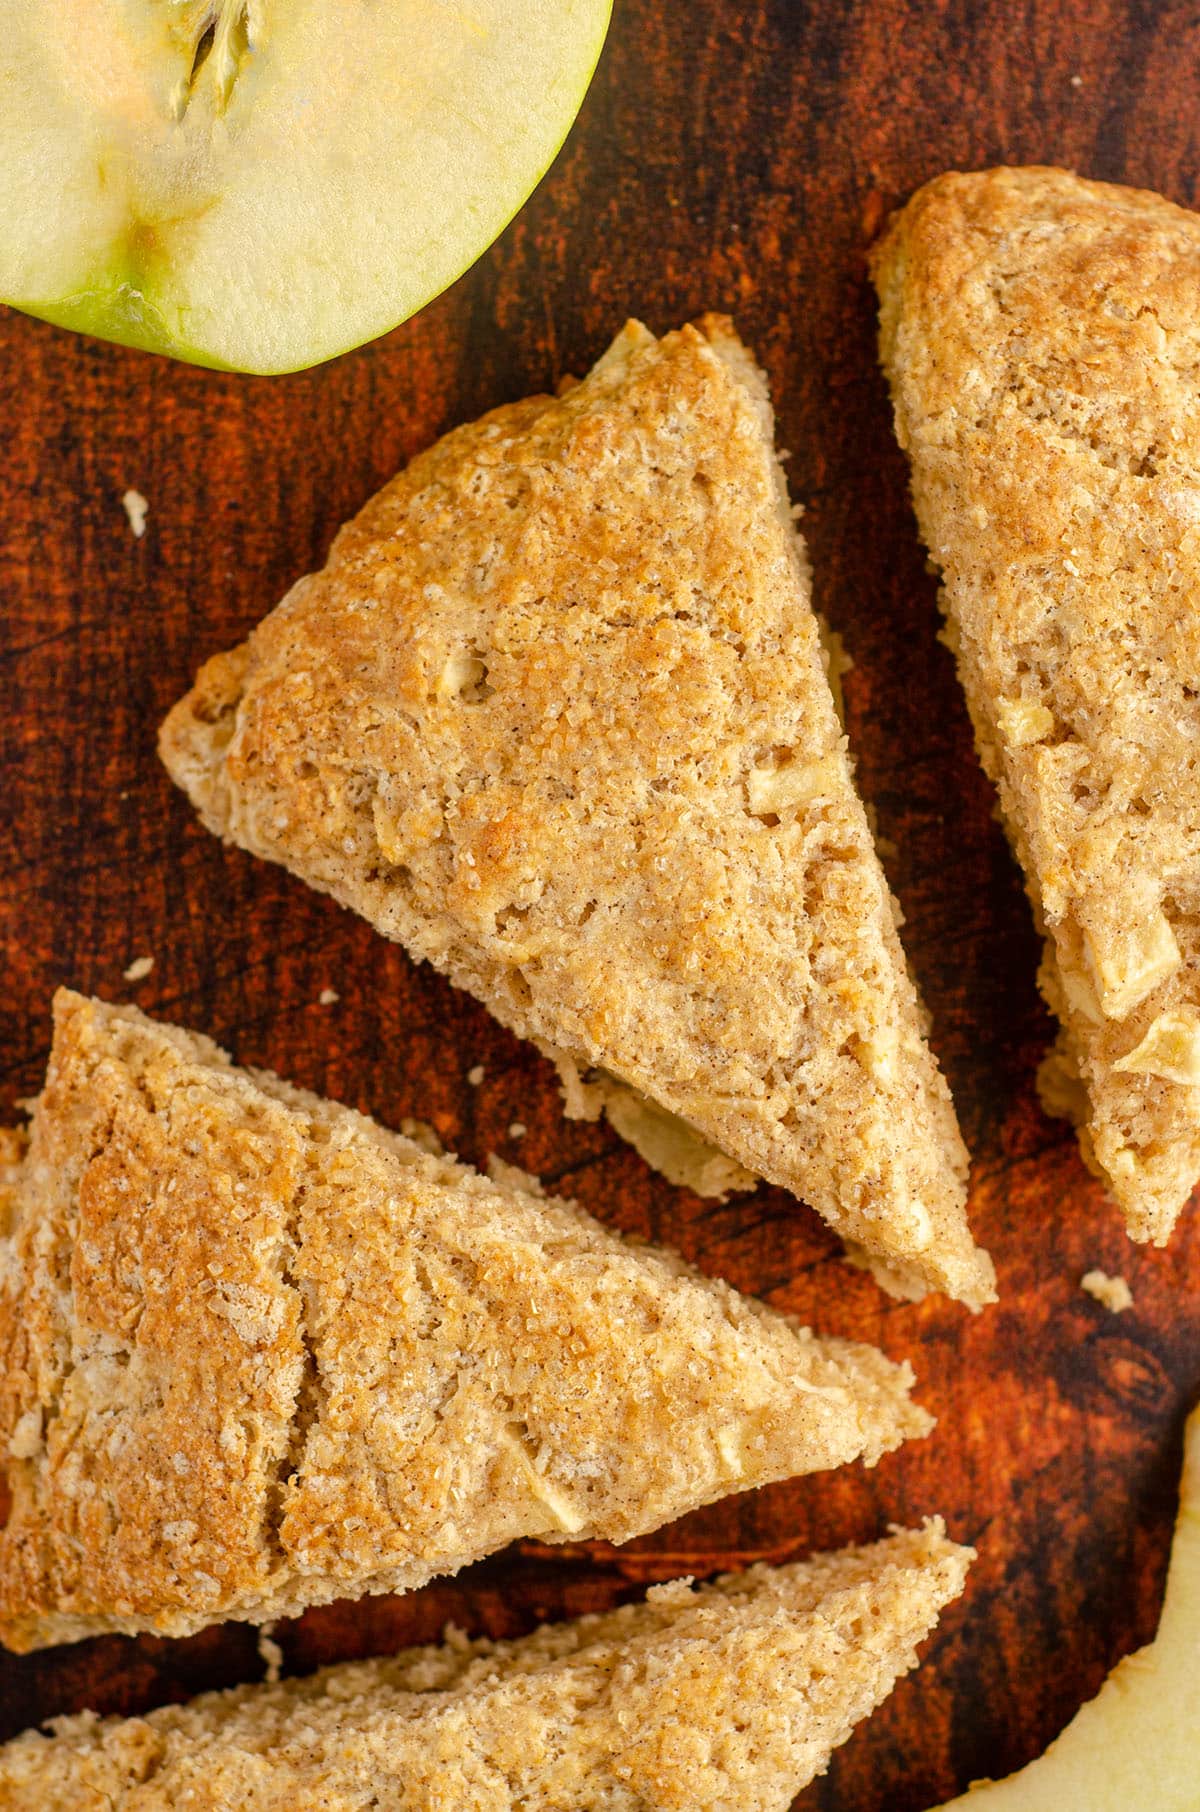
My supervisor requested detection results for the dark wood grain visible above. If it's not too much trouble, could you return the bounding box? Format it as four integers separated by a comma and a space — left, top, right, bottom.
3, 3, 1200, 1805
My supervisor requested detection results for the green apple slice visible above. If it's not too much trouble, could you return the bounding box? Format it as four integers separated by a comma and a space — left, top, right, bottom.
0, 0, 611, 373
931, 1406, 1200, 1809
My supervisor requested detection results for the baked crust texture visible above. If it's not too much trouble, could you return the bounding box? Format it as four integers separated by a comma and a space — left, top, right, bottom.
874, 166, 1200, 1243
160, 316, 993, 1306
0, 991, 933, 1652
0, 1522, 970, 1809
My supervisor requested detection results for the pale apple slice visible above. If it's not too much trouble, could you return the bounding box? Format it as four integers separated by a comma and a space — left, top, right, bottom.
0, 0, 611, 373
931, 1405, 1200, 1809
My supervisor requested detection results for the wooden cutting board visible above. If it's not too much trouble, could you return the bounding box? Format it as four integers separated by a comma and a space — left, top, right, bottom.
2, 3, 1199, 1805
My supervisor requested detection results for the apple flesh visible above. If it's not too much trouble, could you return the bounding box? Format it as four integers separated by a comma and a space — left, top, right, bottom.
0, 0, 611, 373
931, 1406, 1200, 1809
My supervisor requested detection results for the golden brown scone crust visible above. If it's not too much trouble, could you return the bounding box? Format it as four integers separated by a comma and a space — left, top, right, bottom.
0, 1523, 970, 1810
160, 317, 993, 1307
0, 991, 934, 1653
873, 166, 1200, 1243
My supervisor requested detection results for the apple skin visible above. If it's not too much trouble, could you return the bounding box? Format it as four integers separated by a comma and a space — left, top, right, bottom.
22, 289, 221, 369
3, 2, 612, 375
21, 224, 225, 367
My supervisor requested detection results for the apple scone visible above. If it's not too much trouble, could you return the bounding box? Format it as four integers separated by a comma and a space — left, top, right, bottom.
0, 990, 935, 1653
161, 316, 994, 1306
0, 1522, 971, 1810
874, 166, 1200, 1245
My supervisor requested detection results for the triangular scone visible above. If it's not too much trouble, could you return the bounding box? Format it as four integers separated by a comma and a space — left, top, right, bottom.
874, 167, 1200, 1243
0, 1524, 971, 1811
0, 990, 934, 1654
160, 316, 993, 1307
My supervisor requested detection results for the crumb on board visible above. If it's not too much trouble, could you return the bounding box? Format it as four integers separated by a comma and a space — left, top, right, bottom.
123, 955, 154, 983
318, 987, 339, 1006
256, 1625, 284, 1685
466, 1064, 485, 1086
1081, 1269, 1133, 1313
508, 1121, 527, 1140
1070, 72, 1083, 86
121, 489, 149, 538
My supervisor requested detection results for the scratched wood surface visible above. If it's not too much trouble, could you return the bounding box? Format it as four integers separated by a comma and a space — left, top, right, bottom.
3, 2, 1200, 1805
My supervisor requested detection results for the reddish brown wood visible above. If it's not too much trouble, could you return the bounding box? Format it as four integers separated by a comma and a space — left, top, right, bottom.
3, 4, 1200, 1805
